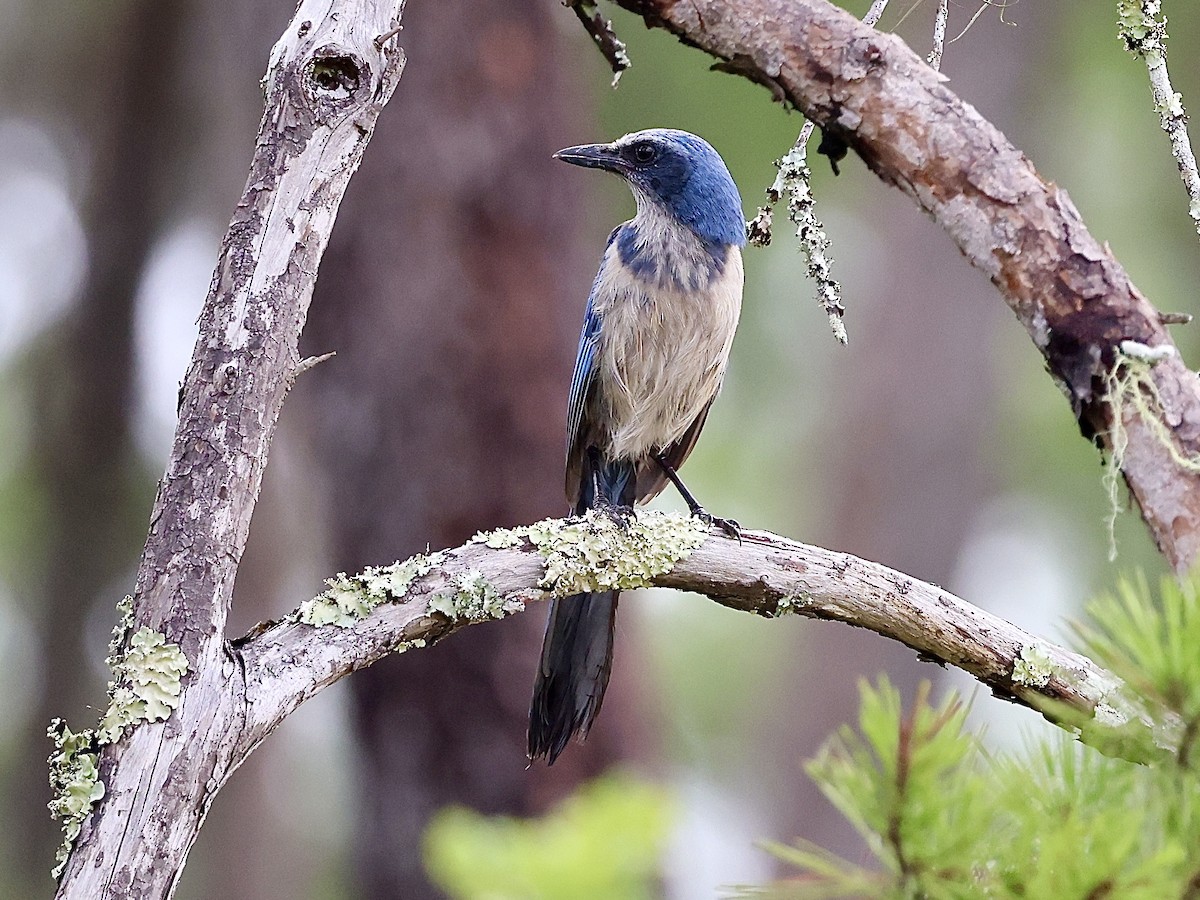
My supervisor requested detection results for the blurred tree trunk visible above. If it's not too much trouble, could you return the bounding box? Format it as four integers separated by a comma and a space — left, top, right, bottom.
303, 1, 617, 895
8, 2, 188, 891
777, 5, 1054, 861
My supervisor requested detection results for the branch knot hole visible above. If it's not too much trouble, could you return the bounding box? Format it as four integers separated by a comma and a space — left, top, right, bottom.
306, 49, 363, 102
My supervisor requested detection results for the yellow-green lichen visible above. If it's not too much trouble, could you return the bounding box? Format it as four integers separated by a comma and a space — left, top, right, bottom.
1117, 0, 1166, 55
98, 626, 189, 743
1102, 347, 1200, 560
528, 510, 708, 596
1012, 644, 1062, 688
473, 526, 525, 549
49, 598, 189, 878
299, 551, 447, 627
428, 570, 524, 622
774, 592, 812, 616
46, 719, 104, 879
469, 511, 709, 596
107, 593, 135, 668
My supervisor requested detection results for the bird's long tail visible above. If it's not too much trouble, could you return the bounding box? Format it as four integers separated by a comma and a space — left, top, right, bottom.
528, 455, 634, 763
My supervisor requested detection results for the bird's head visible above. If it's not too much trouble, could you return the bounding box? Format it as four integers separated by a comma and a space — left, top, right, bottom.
554, 129, 746, 248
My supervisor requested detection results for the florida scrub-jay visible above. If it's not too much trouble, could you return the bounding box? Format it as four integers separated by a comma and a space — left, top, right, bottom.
528, 129, 746, 763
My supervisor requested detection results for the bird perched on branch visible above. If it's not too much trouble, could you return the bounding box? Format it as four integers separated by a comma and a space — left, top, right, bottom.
529, 129, 746, 764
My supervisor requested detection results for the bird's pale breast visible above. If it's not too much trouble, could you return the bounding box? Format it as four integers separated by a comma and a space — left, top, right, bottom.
590, 227, 743, 463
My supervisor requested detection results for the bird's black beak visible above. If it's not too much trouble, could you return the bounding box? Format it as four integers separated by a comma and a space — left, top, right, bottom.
553, 143, 625, 173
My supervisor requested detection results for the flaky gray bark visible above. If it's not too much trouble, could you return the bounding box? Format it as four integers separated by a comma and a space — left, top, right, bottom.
55, 3, 408, 897
230, 519, 1183, 768
612, 0, 1200, 572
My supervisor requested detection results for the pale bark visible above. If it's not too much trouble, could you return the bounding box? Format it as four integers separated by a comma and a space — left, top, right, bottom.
54, 2, 408, 897
231, 521, 1183, 767
611, 0, 1200, 572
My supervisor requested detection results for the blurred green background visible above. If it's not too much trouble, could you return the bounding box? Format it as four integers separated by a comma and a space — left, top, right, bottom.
1, 1, 1198, 897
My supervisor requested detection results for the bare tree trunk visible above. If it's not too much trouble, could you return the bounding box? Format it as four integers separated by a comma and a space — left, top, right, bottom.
11, 2, 188, 890
303, 1, 616, 894
52, 3, 409, 894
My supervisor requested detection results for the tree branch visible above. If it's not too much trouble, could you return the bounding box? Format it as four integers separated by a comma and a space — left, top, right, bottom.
607, 0, 1200, 572
231, 512, 1184, 767
1118, 0, 1200, 239
53, 2, 408, 896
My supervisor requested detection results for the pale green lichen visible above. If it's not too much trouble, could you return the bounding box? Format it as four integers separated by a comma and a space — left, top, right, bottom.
527, 510, 708, 596
1093, 702, 1130, 728
1012, 645, 1062, 688
49, 597, 189, 878
470, 511, 710, 597
473, 526, 525, 549
46, 719, 104, 879
1102, 348, 1200, 560
98, 626, 189, 743
746, 134, 847, 345
1117, 0, 1165, 55
774, 592, 812, 616
428, 570, 524, 622
107, 594, 135, 669
299, 551, 447, 627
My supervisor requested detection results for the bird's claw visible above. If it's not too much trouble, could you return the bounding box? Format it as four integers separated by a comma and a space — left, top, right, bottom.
594, 501, 635, 529
692, 507, 742, 543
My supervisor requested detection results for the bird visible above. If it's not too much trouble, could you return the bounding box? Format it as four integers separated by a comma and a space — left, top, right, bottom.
528, 128, 746, 764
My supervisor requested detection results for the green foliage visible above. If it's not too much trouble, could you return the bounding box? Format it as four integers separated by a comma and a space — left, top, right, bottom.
422, 773, 672, 900
742, 672, 1200, 898
1077, 574, 1200, 729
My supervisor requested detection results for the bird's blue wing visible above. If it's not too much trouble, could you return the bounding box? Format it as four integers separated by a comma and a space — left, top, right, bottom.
567, 227, 624, 462
566, 293, 602, 460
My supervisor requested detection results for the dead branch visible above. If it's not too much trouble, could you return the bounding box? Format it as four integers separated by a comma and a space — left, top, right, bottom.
232, 514, 1182, 769
52, 2, 409, 897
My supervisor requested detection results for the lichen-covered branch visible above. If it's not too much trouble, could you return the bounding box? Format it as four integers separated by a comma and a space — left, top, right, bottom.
748, 136, 847, 343
52, 3, 409, 897
1118, 0, 1200, 238
600, 0, 1200, 572
746, 0, 894, 345
926, 0, 948, 71
230, 511, 1183, 768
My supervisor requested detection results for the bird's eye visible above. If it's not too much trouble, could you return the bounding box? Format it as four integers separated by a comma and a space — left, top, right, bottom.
632, 142, 658, 164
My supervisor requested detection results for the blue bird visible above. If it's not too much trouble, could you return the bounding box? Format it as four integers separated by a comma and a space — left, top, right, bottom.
529, 129, 746, 763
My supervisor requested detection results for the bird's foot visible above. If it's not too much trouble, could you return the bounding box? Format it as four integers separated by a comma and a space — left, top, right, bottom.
691, 507, 742, 543
593, 500, 636, 529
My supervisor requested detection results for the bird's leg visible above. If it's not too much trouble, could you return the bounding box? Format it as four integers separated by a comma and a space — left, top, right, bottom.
587, 447, 634, 527
653, 453, 741, 541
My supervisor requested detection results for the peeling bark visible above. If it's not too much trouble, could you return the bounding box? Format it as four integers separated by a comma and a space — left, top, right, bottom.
609, 0, 1200, 571
230, 519, 1184, 769
54, 3, 408, 897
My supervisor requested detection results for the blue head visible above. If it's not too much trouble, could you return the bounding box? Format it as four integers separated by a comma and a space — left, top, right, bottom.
554, 129, 746, 248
